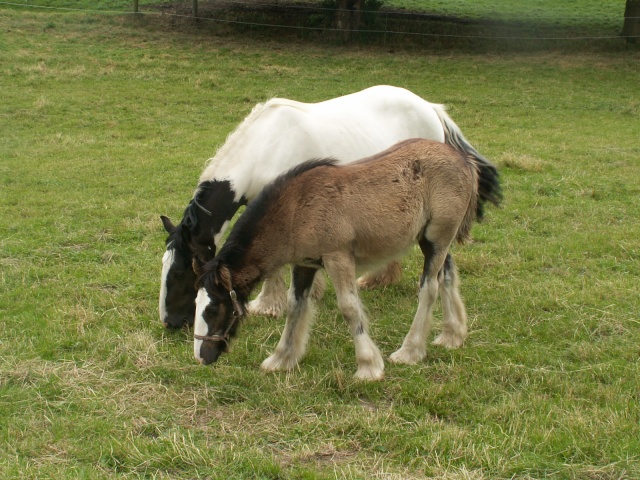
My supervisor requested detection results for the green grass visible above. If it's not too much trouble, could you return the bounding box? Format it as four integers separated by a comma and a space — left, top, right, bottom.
1, 6, 639, 479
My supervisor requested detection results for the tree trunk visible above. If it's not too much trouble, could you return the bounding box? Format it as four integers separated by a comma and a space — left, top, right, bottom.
622, 0, 640, 44
335, 0, 364, 42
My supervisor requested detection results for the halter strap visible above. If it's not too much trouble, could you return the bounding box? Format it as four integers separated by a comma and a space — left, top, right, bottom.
193, 290, 244, 345
193, 197, 212, 216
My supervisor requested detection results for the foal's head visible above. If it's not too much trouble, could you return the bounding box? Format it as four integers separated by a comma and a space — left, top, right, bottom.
193, 263, 245, 365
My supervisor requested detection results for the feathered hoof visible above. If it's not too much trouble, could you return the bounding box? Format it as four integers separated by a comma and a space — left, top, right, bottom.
432, 331, 466, 349
247, 298, 286, 318
354, 365, 384, 381
260, 352, 298, 372
388, 346, 426, 365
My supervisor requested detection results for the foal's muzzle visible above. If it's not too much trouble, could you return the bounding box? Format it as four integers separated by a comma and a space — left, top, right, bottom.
198, 339, 225, 365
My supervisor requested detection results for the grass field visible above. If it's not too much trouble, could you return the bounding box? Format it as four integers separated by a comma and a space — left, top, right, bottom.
1, 5, 639, 479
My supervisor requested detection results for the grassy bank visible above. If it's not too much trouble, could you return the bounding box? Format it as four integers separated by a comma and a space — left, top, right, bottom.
1, 7, 639, 479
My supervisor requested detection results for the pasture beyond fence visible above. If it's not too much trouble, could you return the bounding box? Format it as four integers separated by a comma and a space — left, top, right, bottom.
3, 0, 640, 49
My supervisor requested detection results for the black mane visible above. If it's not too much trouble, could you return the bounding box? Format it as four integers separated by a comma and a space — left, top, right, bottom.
213, 158, 338, 271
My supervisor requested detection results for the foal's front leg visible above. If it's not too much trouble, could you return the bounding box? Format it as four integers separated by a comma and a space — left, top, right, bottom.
324, 253, 384, 381
260, 266, 318, 372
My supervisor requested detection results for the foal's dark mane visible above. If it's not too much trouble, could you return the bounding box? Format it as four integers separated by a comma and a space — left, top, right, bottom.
208, 158, 338, 273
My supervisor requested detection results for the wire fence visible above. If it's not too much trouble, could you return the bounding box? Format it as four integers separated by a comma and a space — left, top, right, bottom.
2, 0, 639, 43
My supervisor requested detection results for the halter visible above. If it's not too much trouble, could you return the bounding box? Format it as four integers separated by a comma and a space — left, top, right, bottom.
193, 290, 244, 346
193, 197, 213, 216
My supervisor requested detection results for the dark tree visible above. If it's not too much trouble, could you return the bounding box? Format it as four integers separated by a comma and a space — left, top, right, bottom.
622, 0, 640, 43
335, 0, 364, 40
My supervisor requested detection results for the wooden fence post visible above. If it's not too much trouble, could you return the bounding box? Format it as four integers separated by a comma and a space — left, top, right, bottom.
622, 0, 640, 43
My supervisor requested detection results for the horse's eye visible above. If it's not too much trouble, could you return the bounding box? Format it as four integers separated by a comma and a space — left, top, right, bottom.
205, 304, 219, 316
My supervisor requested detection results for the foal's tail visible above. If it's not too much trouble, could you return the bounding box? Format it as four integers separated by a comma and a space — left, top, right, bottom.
432, 104, 502, 220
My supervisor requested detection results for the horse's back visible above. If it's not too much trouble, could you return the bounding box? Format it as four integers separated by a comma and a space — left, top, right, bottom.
201, 87, 446, 198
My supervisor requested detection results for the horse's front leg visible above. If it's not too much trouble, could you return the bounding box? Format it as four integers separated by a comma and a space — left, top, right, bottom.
324, 252, 384, 381
261, 266, 318, 372
247, 267, 288, 317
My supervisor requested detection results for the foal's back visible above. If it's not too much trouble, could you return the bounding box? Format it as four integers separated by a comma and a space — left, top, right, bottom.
267, 139, 477, 267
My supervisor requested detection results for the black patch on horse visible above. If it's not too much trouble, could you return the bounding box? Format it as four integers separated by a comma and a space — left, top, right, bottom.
178, 179, 247, 263
215, 158, 338, 270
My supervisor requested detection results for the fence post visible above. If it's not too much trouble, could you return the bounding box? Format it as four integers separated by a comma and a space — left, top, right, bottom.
622, 0, 640, 43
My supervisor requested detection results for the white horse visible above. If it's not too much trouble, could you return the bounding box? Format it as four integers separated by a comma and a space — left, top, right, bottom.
160, 85, 498, 328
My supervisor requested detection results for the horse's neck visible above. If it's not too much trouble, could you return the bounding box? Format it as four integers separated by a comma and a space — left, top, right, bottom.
189, 180, 247, 250
199, 101, 314, 202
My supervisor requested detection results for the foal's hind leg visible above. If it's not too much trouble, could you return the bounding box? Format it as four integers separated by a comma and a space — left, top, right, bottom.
433, 254, 468, 348
357, 260, 403, 290
261, 266, 318, 372
247, 267, 288, 317
390, 231, 452, 365
324, 252, 384, 381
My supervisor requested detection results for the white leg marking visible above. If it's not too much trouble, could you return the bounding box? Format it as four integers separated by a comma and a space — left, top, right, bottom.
159, 248, 174, 325
433, 262, 468, 348
261, 287, 315, 372
193, 288, 211, 363
389, 276, 438, 365
325, 253, 384, 381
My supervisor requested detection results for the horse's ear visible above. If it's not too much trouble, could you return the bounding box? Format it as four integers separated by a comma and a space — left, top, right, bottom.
160, 215, 176, 234
214, 265, 233, 292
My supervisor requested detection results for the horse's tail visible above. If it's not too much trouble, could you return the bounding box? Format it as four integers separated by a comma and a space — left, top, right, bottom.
432, 104, 502, 220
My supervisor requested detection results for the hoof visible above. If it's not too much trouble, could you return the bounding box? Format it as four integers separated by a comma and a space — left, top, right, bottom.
432, 331, 466, 349
260, 352, 298, 372
389, 346, 426, 365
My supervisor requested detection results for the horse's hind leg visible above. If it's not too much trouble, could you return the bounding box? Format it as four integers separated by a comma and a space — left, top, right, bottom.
261, 266, 318, 372
433, 254, 468, 348
389, 232, 451, 365
324, 252, 384, 381
357, 260, 403, 290
247, 267, 288, 317
248, 267, 326, 318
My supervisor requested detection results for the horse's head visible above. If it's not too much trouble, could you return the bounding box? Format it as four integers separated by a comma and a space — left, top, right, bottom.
193, 263, 245, 365
159, 215, 200, 329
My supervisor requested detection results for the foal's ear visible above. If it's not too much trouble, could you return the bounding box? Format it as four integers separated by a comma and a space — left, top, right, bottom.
160, 215, 176, 234
192, 257, 205, 277
214, 265, 234, 291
